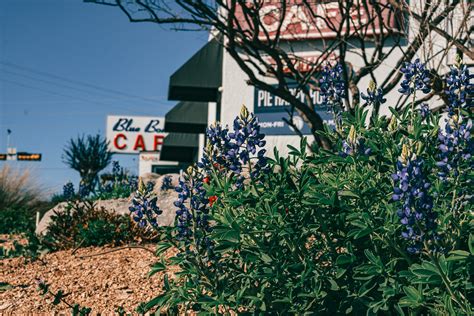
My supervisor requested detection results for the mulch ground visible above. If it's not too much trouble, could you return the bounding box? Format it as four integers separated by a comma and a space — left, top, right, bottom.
0, 243, 176, 315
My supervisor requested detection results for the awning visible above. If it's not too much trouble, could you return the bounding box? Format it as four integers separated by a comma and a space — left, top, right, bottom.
168, 38, 223, 102
160, 133, 199, 162
165, 101, 208, 134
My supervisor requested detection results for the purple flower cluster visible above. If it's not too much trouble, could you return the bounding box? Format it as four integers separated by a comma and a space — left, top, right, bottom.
398, 58, 431, 95
392, 145, 437, 254
419, 103, 430, 119
437, 61, 473, 179
112, 160, 122, 177
200, 106, 269, 188
445, 62, 472, 113
437, 116, 473, 179
174, 168, 215, 259
340, 126, 371, 157
174, 178, 193, 240
361, 81, 386, 107
319, 63, 346, 126
161, 175, 173, 191
62, 182, 75, 200
129, 179, 162, 228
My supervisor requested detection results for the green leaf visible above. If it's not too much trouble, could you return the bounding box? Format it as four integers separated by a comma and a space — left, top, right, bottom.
261, 253, 272, 264
446, 250, 470, 261
336, 254, 355, 266
339, 190, 360, 198
155, 242, 173, 256
469, 234, 474, 255
402, 286, 422, 303
164, 274, 170, 291
53, 290, 64, 305
144, 293, 169, 312
0, 282, 12, 292
148, 262, 166, 277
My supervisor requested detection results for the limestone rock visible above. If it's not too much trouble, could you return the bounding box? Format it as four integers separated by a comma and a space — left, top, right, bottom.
36, 174, 180, 235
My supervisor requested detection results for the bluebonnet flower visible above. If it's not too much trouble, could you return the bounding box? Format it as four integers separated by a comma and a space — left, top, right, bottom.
437, 115, 473, 179
112, 160, 122, 177
62, 182, 75, 200
146, 180, 155, 193
129, 178, 162, 228
437, 60, 473, 180
201, 105, 269, 188
398, 58, 431, 95
340, 125, 371, 157
392, 144, 437, 254
319, 63, 346, 126
445, 56, 473, 114
361, 81, 386, 107
174, 177, 193, 241
174, 166, 217, 261
128, 176, 138, 192
161, 175, 173, 191
419, 103, 430, 119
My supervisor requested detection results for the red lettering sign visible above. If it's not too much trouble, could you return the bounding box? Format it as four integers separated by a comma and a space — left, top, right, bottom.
154, 135, 164, 151
114, 133, 127, 150
133, 135, 146, 151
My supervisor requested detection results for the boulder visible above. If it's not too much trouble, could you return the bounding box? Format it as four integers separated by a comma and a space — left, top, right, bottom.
36, 174, 181, 236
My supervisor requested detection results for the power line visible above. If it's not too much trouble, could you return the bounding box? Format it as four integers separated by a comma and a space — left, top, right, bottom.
0, 68, 168, 106
0, 77, 153, 115
0, 60, 166, 104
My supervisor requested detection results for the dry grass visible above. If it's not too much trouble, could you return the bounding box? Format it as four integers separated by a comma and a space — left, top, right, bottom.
0, 165, 44, 211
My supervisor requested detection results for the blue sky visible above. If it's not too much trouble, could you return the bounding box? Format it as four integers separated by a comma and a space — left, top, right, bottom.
0, 0, 207, 196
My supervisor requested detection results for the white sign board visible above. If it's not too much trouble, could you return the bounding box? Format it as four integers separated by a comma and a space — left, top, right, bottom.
106, 115, 166, 154
138, 152, 178, 176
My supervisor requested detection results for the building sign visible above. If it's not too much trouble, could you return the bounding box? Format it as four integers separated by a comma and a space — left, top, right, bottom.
235, 0, 400, 41
254, 83, 333, 135
17, 153, 42, 161
106, 115, 166, 154
265, 52, 337, 74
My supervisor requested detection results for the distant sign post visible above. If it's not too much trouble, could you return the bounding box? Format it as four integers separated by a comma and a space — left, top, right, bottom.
0, 148, 42, 161
106, 115, 166, 154
17, 153, 42, 161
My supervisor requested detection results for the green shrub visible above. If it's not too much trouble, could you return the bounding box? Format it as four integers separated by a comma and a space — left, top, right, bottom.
0, 207, 35, 234
43, 200, 154, 249
132, 61, 472, 314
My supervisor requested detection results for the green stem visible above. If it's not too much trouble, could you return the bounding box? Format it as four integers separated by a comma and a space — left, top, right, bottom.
410, 90, 417, 128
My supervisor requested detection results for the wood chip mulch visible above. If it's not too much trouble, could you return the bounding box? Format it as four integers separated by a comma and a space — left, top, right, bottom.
0, 245, 176, 315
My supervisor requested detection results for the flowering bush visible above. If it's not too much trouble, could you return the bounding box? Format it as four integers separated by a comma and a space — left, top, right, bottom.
133, 60, 472, 314
94, 161, 139, 200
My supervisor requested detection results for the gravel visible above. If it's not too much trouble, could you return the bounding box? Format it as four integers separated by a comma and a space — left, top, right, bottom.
0, 245, 176, 314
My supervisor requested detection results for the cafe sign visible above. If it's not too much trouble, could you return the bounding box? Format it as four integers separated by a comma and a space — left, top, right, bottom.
106, 115, 166, 154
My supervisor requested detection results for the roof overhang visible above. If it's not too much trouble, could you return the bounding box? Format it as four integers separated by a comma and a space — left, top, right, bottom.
164, 101, 208, 134
168, 38, 223, 102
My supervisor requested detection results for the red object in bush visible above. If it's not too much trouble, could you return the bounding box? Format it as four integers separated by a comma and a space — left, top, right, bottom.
203, 177, 210, 184
209, 195, 218, 206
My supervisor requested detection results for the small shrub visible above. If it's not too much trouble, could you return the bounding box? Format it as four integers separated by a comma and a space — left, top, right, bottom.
0, 207, 35, 234
94, 161, 138, 200
43, 200, 155, 250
